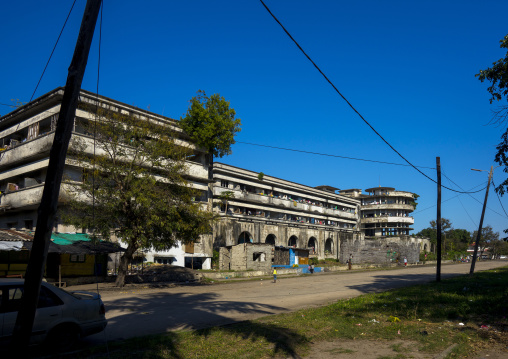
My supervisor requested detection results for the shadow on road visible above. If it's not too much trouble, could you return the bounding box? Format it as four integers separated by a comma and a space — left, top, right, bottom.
78, 290, 305, 358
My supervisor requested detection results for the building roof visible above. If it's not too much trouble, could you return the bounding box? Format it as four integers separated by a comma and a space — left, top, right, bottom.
314, 185, 340, 193
365, 187, 395, 192
0, 230, 124, 254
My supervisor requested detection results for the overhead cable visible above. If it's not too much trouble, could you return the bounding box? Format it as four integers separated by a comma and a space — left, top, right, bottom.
258, 0, 480, 195
30, 0, 78, 102
236, 141, 435, 169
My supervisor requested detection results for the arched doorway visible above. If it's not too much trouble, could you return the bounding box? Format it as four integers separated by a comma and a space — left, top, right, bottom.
308, 237, 317, 254
265, 234, 276, 246
238, 231, 253, 244
325, 238, 333, 255
288, 235, 298, 247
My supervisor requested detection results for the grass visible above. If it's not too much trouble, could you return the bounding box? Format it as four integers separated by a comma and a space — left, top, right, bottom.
60, 266, 508, 359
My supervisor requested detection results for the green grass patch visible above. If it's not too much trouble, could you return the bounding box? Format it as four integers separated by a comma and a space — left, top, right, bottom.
63, 266, 508, 359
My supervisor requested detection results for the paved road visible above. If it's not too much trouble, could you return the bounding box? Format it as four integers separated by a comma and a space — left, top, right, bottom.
82, 261, 506, 346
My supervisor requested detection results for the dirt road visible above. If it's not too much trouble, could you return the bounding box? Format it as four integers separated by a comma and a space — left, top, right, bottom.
81, 261, 506, 346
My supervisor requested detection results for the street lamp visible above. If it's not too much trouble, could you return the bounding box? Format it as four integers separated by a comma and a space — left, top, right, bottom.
469, 165, 500, 274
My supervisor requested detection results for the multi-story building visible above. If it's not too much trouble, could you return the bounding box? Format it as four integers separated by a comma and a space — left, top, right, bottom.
340, 187, 415, 237
0, 88, 213, 269
212, 163, 362, 260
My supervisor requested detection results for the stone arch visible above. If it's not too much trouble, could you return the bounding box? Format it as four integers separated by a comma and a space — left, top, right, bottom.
238, 231, 253, 244
307, 236, 317, 254
423, 243, 428, 252
265, 234, 276, 246
288, 235, 298, 247
325, 238, 333, 255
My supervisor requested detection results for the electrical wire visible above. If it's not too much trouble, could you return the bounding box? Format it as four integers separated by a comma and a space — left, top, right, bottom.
236, 141, 436, 169
30, 0, 78, 102
258, 0, 481, 195
492, 178, 508, 218
412, 181, 487, 215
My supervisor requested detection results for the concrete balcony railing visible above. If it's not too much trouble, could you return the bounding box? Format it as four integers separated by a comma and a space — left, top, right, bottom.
0, 183, 84, 210
0, 133, 54, 168
361, 216, 414, 224
213, 187, 358, 220
361, 203, 414, 211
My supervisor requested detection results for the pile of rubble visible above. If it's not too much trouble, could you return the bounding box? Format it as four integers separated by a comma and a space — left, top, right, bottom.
126, 264, 204, 284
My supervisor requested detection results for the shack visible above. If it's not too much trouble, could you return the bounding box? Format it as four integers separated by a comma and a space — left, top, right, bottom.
0, 230, 123, 282
219, 243, 273, 271
273, 246, 309, 267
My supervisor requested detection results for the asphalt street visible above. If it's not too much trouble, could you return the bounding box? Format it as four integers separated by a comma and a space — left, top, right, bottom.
80, 261, 506, 346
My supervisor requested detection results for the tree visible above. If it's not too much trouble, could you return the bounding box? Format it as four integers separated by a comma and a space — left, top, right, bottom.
62, 106, 214, 287
430, 218, 453, 251
471, 225, 499, 259
180, 90, 241, 210
476, 35, 508, 197
217, 190, 235, 215
180, 90, 241, 158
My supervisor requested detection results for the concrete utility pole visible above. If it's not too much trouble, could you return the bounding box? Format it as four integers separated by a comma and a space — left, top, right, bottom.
470, 166, 493, 275
436, 157, 442, 282
10, 0, 102, 352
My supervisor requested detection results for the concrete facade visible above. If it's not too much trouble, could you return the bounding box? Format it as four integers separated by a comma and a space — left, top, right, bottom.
339, 235, 431, 265
212, 163, 363, 260
219, 243, 273, 271
340, 187, 416, 237
0, 88, 213, 269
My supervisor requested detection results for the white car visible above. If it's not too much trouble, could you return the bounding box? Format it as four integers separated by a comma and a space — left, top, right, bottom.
0, 278, 107, 351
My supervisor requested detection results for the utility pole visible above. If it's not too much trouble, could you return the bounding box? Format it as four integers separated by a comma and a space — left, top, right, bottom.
10, 0, 102, 352
436, 157, 442, 282
470, 166, 493, 275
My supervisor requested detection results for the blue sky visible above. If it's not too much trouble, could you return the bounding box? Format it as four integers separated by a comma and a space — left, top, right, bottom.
1, 1, 508, 237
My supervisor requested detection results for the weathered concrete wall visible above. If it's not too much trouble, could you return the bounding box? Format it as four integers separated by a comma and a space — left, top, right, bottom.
219, 247, 231, 270
339, 236, 431, 265
213, 217, 360, 260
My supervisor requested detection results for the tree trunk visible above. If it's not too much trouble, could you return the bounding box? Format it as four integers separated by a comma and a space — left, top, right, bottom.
115, 242, 137, 287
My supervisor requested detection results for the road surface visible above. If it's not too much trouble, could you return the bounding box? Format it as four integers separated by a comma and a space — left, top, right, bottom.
81, 261, 506, 346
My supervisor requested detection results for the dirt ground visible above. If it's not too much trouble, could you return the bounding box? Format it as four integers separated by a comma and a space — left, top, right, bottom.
304, 339, 508, 359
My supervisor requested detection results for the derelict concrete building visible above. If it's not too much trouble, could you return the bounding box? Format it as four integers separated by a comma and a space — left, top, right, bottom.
212, 163, 363, 260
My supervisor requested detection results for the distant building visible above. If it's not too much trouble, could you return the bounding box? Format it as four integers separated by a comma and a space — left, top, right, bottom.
340, 186, 415, 237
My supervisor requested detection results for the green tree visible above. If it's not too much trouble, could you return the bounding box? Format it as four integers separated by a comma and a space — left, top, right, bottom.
447, 228, 471, 252
472, 225, 499, 258
62, 107, 214, 287
217, 190, 235, 215
476, 35, 508, 197
180, 90, 241, 158
430, 218, 453, 251
180, 90, 241, 208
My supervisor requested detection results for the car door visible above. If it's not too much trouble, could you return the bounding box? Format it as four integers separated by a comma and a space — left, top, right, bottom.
1, 285, 63, 345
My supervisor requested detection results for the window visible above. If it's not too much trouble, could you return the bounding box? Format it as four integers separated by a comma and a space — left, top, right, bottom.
24, 219, 33, 230
70, 254, 86, 262
220, 180, 229, 188
253, 252, 266, 262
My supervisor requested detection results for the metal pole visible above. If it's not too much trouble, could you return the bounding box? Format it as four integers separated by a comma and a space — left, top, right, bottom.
11, 0, 102, 351
470, 166, 493, 274
436, 157, 442, 282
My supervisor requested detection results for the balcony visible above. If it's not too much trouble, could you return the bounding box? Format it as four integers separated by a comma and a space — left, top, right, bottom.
361, 203, 414, 211
213, 187, 358, 220
361, 216, 414, 224
0, 133, 54, 168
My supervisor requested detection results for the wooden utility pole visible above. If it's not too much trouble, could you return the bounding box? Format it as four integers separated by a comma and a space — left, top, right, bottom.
11, 0, 102, 351
470, 166, 493, 275
436, 157, 442, 282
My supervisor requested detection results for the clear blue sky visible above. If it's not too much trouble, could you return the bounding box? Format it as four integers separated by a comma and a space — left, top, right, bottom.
1, 1, 508, 237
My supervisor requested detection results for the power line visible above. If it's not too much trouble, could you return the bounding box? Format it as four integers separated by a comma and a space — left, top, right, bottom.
30, 0, 78, 102
236, 141, 435, 169
440, 172, 507, 219
412, 181, 488, 215
492, 178, 508, 218
258, 0, 480, 195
